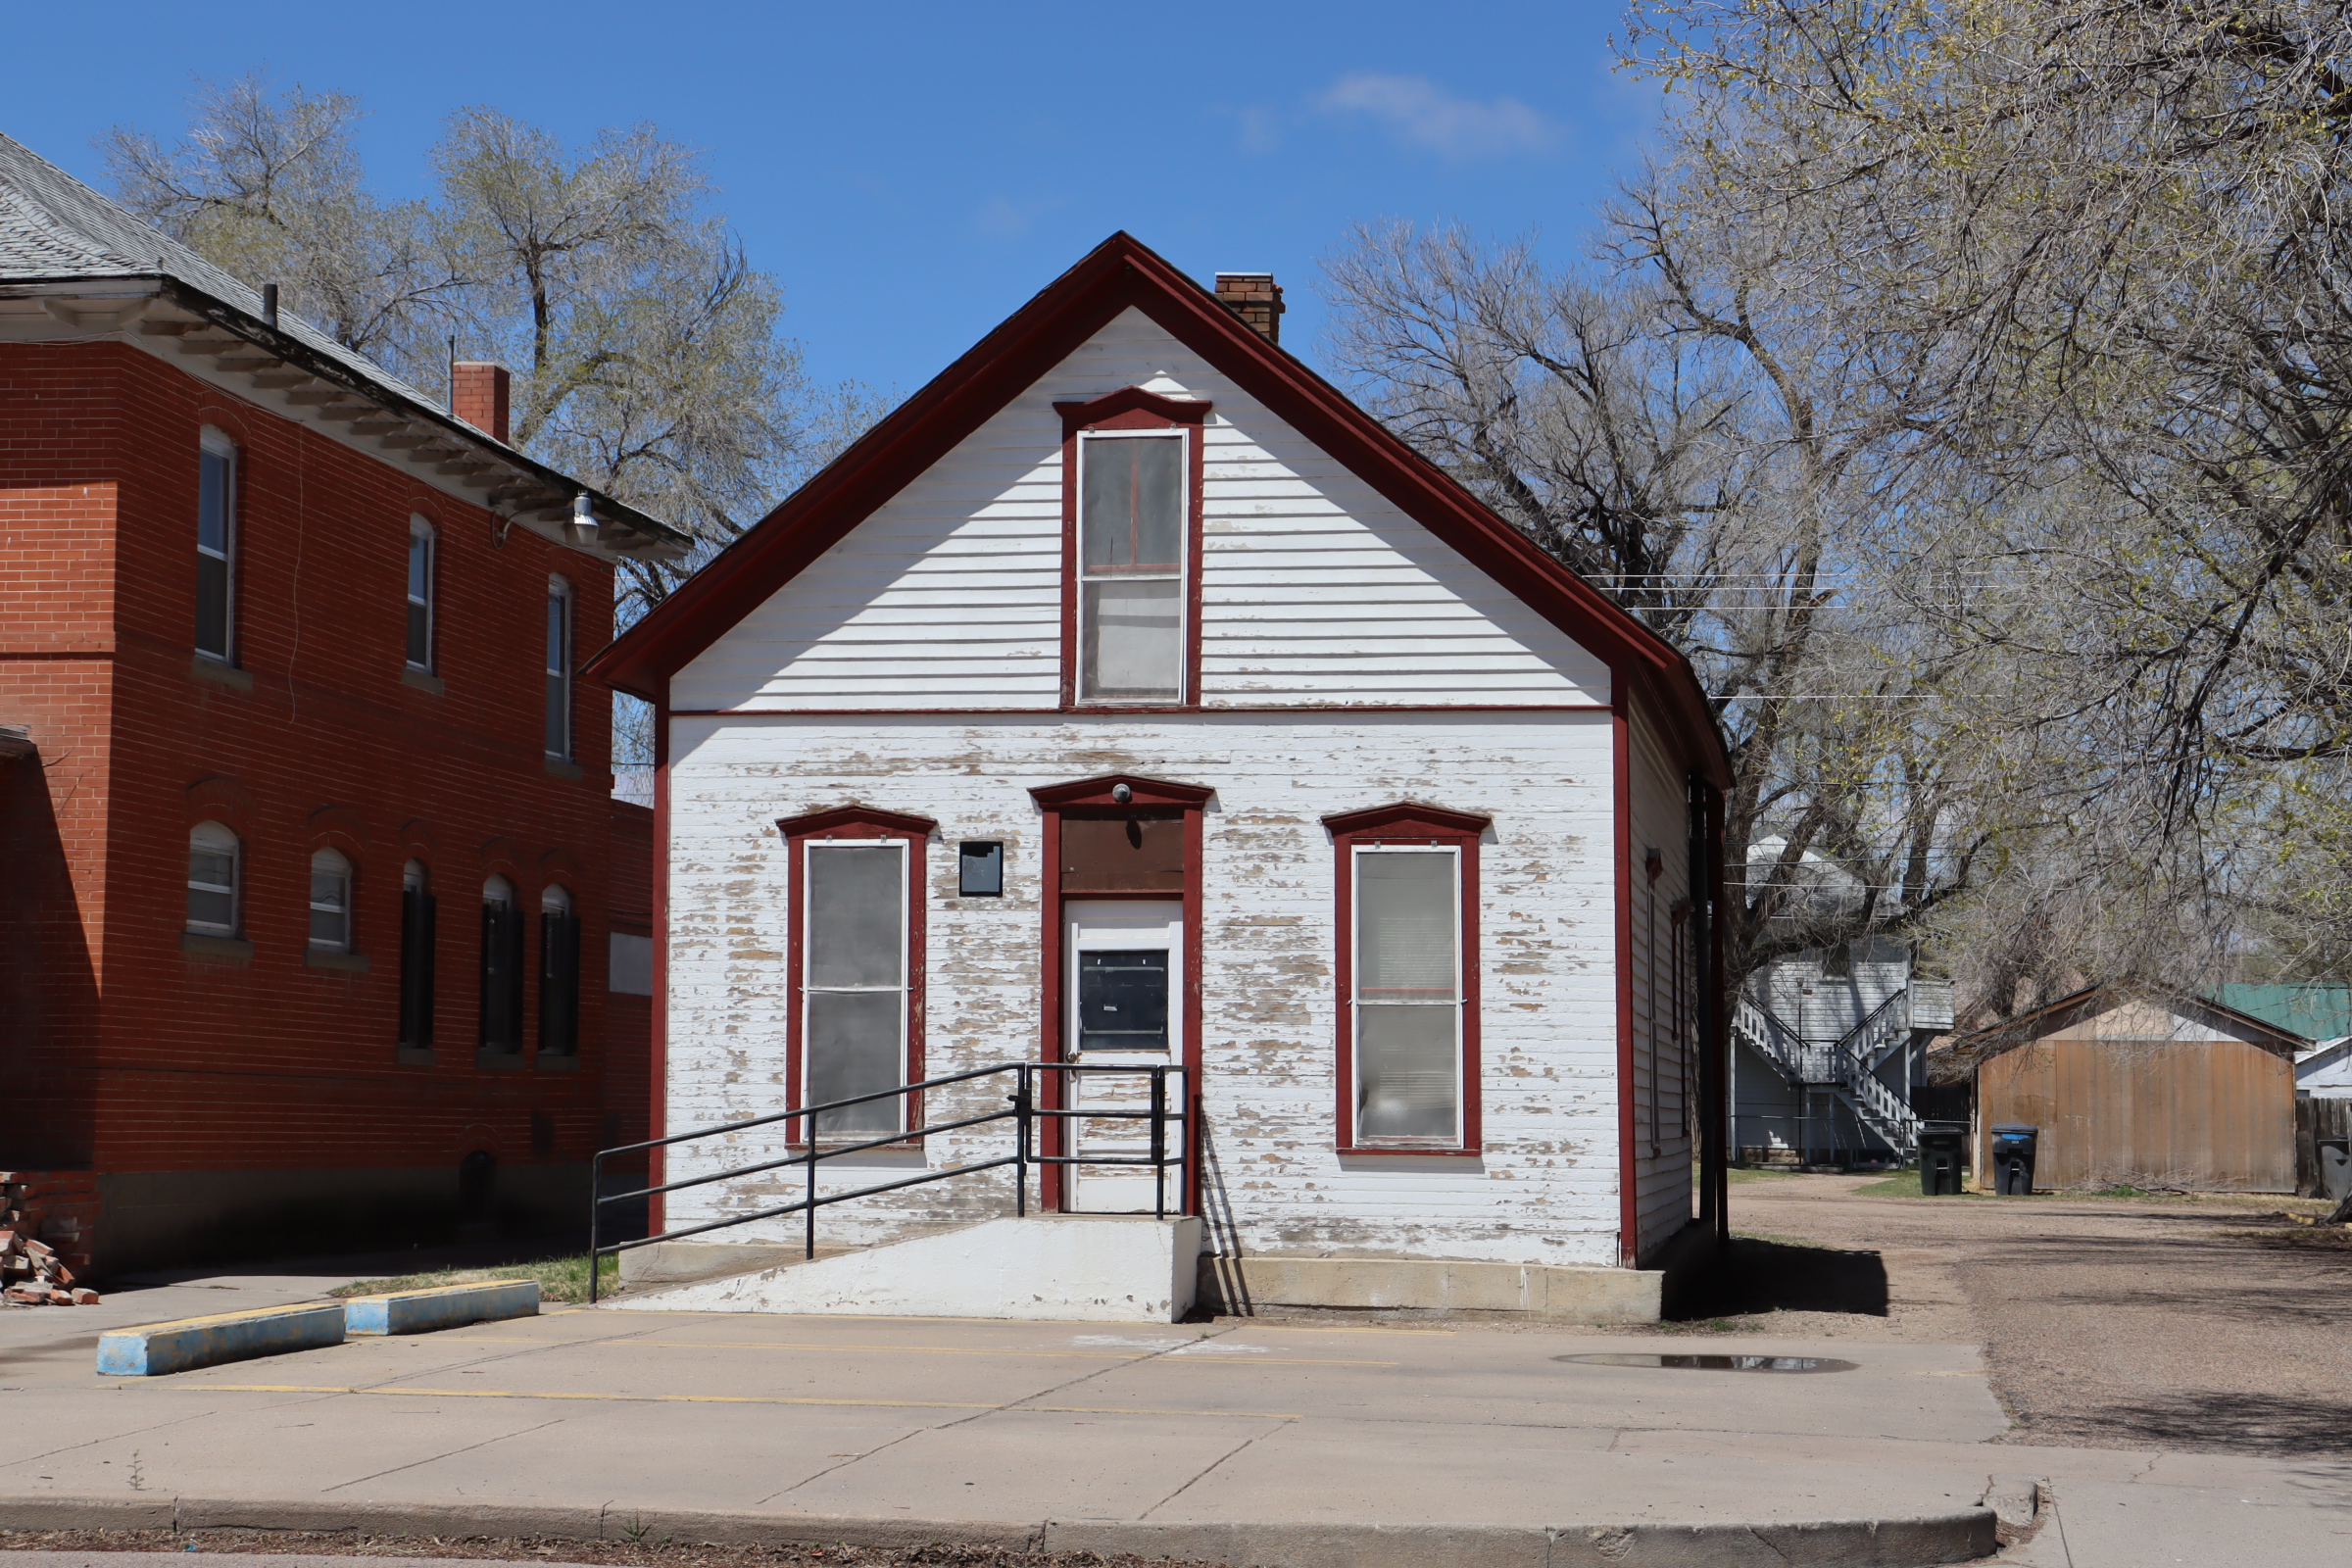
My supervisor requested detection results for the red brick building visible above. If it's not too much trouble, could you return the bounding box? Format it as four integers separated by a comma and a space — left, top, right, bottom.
0, 131, 680, 1275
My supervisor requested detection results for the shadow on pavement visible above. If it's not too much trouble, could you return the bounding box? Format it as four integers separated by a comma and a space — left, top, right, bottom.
1675, 1237, 1890, 1320
2013, 1390, 2352, 1457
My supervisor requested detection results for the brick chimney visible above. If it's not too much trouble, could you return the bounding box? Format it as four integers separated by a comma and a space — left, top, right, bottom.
1215, 272, 1284, 344
452, 362, 511, 444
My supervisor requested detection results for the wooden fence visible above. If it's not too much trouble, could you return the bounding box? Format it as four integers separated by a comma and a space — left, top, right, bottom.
2294, 1097, 2352, 1198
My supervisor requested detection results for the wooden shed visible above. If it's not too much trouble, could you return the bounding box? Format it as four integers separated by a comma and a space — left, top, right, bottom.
1943, 988, 2304, 1192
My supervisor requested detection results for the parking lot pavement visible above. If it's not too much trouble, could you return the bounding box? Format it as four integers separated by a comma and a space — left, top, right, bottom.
4, 1265, 2348, 1565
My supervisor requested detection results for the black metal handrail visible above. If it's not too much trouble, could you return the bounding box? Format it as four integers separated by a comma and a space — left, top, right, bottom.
586, 1060, 1190, 1303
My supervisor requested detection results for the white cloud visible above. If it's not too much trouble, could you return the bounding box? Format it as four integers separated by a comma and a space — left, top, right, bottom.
1316, 74, 1560, 159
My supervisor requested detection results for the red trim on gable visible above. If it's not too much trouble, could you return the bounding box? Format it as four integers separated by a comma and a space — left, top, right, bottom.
1029, 774, 1215, 810
647, 676, 671, 1236
1320, 802, 1494, 838
580, 231, 1726, 792
1054, 387, 1212, 428
775, 804, 939, 840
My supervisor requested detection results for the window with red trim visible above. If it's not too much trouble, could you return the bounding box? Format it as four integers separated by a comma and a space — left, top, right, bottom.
1325, 804, 1489, 1152
779, 806, 934, 1141
1054, 388, 1209, 709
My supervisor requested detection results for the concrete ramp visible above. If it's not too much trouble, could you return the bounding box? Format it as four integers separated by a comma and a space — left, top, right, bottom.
609, 1214, 1203, 1322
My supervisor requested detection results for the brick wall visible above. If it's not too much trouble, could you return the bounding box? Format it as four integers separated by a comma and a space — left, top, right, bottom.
0, 339, 650, 1270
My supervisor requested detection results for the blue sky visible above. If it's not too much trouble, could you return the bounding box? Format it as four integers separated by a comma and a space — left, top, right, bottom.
10, 1, 1664, 398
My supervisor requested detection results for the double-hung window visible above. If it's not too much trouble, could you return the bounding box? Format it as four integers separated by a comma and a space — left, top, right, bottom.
1324, 804, 1489, 1152
309, 848, 354, 951
407, 517, 436, 670
400, 860, 437, 1052
1076, 431, 1187, 703
186, 821, 241, 935
196, 430, 238, 662
544, 578, 571, 759
479, 875, 524, 1053
780, 807, 934, 1141
539, 883, 580, 1055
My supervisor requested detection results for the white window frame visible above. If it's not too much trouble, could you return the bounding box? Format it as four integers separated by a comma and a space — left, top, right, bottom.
186, 820, 241, 936
544, 575, 572, 759
196, 427, 239, 663
1075, 428, 1189, 706
308, 847, 355, 952
800, 836, 910, 1138
406, 515, 436, 671
1348, 843, 1466, 1148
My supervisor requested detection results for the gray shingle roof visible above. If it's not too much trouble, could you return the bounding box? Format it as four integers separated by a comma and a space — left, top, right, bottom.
0, 129, 453, 418
0, 129, 686, 555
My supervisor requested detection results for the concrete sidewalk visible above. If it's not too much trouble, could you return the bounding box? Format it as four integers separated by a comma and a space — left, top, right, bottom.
2, 1281, 2346, 1567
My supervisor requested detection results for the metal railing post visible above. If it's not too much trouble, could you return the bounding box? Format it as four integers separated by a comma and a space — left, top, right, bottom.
1151, 1066, 1167, 1220
805, 1110, 817, 1261
1013, 1065, 1031, 1218
587, 1148, 603, 1304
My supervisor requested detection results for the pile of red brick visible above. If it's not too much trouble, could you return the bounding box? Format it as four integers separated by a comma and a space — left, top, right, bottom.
1, 1174, 98, 1305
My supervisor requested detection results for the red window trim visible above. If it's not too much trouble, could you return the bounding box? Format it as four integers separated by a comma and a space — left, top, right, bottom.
1054, 388, 1210, 711
1029, 773, 1211, 1214
777, 804, 937, 1147
1324, 802, 1492, 1155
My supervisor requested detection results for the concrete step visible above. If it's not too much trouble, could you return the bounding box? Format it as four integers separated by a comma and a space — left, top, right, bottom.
607, 1214, 1203, 1322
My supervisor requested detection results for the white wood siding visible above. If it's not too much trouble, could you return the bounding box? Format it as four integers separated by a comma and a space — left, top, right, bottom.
1627, 699, 1697, 1260
672, 308, 1609, 712
661, 710, 1625, 1266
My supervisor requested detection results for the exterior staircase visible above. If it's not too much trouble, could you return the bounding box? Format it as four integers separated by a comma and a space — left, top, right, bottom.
1734, 989, 1924, 1157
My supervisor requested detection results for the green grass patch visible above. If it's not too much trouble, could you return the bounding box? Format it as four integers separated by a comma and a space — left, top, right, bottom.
1723, 1164, 1804, 1185
1731, 1229, 1838, 1250
331, 1253, 618, 1304
1848, 1168, 1989, 1199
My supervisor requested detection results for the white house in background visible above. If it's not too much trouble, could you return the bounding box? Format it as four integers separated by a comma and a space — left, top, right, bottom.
2298, 1038, 2352, 1098
1730, 840, 1953, 1164
585, 234, 1733, 1322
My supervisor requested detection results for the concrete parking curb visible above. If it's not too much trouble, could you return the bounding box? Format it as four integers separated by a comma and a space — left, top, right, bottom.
92, 1303, 345, 1377
0, 1495, 2000, 1567
342, 1279, 539, 1337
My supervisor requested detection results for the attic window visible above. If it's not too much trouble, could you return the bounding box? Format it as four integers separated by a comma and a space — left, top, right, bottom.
1077, 431, 1186, 703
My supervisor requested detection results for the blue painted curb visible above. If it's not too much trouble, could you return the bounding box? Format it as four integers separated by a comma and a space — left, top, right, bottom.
95, 1302, 346, 1377
343, 1278, 540, 1336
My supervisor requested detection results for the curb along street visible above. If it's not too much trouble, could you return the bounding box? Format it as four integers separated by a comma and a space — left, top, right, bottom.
0, 1497, 2001, 1568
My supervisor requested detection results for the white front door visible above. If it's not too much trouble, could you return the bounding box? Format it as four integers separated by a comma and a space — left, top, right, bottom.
1064, 900, 1183, 1213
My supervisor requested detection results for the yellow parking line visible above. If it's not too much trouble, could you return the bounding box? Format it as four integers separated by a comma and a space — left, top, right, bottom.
424, 1336, 1396, 1366
156, 1383, 1302, 1419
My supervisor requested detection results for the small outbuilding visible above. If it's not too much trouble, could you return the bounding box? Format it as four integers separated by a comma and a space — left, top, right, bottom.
1936, 987, 2306, 1192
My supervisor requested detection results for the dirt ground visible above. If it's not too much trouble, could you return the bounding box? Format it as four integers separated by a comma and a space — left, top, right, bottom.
1715, 1173, 2352, 1457
0, 1534, 1219, 1568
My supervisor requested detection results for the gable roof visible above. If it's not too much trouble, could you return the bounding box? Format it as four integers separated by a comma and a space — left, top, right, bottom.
0, 130, 684, 561
1933, 983, 2309, 1083
582, 231, 1729, 789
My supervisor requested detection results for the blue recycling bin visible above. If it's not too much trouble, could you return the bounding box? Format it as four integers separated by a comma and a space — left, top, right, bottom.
1990, 1123, 2039, 1195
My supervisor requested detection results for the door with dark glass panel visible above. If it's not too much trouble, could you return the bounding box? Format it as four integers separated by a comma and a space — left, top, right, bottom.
1064, 901, 1182, 1211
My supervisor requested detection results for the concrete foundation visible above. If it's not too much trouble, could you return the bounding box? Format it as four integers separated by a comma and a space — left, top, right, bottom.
1199, 1252, 1666, 1324
612, 1214, 1202, 1322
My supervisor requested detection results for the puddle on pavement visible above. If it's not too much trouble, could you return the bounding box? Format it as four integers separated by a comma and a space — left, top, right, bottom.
1554, 1352, 1857, 1373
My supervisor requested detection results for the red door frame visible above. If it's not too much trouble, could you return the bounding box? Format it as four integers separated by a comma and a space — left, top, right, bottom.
1030, 773, 1212, 1214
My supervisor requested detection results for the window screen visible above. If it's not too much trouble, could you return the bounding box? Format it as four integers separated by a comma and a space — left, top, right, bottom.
480, 876, 524, 1051
804, 843, 906, 1135
1351, 849, 1461, 1142
196, 443, 235, 660
540, 884, 580, 1055
1078, 434, 1184, 702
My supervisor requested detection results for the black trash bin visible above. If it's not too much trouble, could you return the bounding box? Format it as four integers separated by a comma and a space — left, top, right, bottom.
2319, 1136, 2352, 1204
1990, 1123, 2039, 1196
1917, 1122, 1966, 1197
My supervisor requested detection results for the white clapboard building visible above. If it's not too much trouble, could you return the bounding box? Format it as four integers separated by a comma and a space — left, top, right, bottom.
586, 235, 1732, 1323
